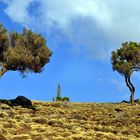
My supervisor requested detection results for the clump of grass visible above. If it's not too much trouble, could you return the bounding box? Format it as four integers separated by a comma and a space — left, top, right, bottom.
33, 117, 47, 124
0, 134, 8, 140
69, 134, 89, 140
12, 134, 31, 140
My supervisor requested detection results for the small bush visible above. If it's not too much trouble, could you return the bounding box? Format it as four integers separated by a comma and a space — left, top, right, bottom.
56, 96, 62, 101
56, 96, 70, 102
62, 96, 70, 102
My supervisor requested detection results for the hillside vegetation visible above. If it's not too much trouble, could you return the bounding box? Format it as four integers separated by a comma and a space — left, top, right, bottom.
0, 101, 140, 140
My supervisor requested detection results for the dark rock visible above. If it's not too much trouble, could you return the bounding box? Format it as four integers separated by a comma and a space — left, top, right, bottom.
121, 100, 129, 103
121, 99, 140, 104
0, 96, 35, 110
0, 99, 11, 105
10, 96, 32, 108
134, 99, 140, 103
114, 108, 123, 112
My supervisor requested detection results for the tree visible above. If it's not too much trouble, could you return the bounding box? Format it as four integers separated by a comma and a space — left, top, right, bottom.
0, 24, 52, 77
111, 42, 140, 104
57, 83, 61, 98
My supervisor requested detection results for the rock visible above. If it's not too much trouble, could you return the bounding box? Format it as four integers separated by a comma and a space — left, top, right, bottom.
10, 96, 32, 109
0, 96, 35, 110
134, 99, 140, 103
114, 108, 123, 112
121, 100, 129, 103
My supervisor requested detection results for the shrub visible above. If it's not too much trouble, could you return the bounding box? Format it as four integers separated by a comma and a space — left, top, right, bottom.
56, 96, 70, 102
62, 96, 70, 102
56, 96, 62, 101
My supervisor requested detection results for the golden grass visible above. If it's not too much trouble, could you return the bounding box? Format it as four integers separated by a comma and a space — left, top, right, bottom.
0, 101, 140, 139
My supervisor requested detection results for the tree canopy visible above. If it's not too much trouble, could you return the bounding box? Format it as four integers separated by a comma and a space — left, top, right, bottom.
111, 42, 140, 104
0, 24, 52, 77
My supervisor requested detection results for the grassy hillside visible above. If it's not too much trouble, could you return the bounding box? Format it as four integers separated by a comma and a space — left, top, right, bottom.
0, 101, 140, 140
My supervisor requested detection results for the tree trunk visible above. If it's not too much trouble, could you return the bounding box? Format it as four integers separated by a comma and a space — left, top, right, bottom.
130, 90, 134, 105
125, 75, 135, 105
128, 76, 135, 105
0, 67, 7, 78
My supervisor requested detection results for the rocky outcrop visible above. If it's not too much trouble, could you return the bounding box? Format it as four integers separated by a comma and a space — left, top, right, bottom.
0, 96, 35, 110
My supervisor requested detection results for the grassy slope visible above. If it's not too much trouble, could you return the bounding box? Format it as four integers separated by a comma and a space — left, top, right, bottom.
0, 101, 140, 140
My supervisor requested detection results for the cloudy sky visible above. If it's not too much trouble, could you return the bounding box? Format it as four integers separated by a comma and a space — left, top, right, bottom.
0, 0, 140, 102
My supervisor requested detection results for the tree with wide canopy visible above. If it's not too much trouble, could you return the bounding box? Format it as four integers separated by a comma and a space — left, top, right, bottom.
111, 42, 140, 104
0, 24, 52, 78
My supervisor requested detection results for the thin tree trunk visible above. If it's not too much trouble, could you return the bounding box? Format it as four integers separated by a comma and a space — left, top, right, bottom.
0, 67, 7, 78
128, 76, 135, 104
125, 75, 135, 105
130, 90, 134, 105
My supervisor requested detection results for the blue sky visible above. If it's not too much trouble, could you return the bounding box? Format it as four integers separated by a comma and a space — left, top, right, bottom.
0, 0, 140, 102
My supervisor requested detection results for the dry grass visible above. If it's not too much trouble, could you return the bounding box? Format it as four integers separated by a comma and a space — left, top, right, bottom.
0, 101, 140, 139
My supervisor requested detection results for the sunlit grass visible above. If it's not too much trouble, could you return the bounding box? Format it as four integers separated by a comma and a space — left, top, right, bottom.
0, 101, 140, 139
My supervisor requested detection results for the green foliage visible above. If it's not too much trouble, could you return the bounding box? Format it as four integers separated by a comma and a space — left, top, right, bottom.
111, 42, 140, 76
111, 42, 140, 104
62, 96, 70, 101
55, 96, 70, 102
55, 83, 70, 102
56, 96, 62, 101
0, 24, 52, 77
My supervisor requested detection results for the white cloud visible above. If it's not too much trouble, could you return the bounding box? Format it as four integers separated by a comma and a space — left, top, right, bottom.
1, 0, 140, 59
97, 71, 126, 92
111, 79, 126, 92
2, 0, 34, 25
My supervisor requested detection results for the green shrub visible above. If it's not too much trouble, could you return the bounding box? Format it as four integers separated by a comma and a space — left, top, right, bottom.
55, 96, 70, 102
56, 96, 62, 101
62, 96, 70, 102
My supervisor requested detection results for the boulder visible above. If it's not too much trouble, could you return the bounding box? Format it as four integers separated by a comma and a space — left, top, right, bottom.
10, 96, 32, 108
0, 96, 35, 109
